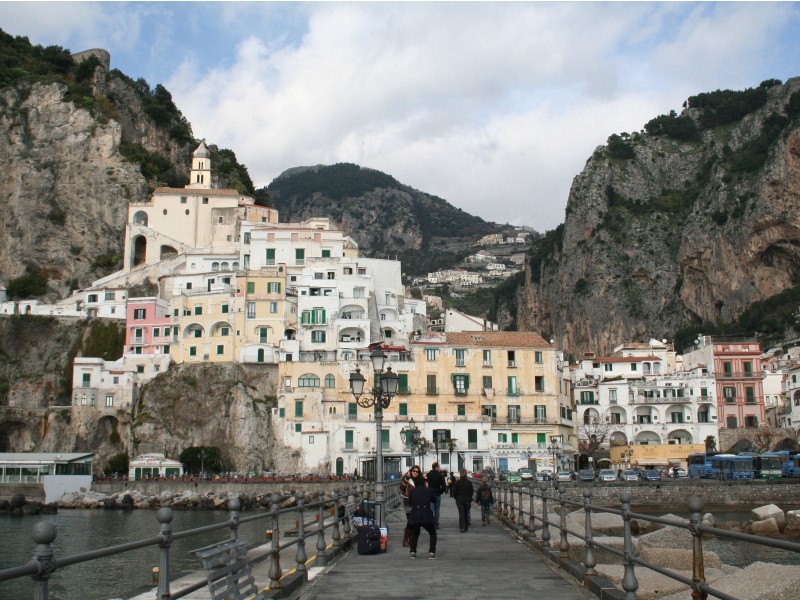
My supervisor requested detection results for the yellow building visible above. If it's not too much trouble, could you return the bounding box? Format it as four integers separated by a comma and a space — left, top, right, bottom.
170, 288, 237, 363
235, 268, 287, 364
610, 442, 705, 471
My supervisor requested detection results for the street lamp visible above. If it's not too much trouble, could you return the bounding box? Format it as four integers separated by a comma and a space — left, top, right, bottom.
401, 417, 422, 465
349, 348, 398, 526
199, 449, 206, 480
547, 436, 562, 488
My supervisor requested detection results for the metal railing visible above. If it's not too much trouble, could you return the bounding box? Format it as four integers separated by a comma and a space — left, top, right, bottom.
490, 481, 800, 600
0, 481, 401, 600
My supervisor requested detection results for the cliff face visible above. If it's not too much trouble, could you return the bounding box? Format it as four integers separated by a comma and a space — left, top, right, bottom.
517, 78, 800, 356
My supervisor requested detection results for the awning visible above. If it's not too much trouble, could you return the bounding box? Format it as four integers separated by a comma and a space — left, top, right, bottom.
637, 459, 670, 465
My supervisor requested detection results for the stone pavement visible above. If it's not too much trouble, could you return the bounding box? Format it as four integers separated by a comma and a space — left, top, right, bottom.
288, 495, 594, 600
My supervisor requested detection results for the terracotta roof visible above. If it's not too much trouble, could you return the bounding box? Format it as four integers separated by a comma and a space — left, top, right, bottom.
443, 331, 551, 348
153, 187, 242, 197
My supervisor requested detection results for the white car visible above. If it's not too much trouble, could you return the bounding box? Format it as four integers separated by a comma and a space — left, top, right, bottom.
599, 469, 617, 482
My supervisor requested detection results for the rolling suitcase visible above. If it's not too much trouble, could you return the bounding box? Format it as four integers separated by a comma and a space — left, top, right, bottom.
356, 524, 382, 555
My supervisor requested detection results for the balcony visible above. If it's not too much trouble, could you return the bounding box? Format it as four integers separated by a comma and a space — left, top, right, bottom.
631, 396, 691, 405
426, 387, 439, 395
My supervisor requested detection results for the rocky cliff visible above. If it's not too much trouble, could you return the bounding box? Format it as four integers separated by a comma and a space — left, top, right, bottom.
515, 78, 800, 356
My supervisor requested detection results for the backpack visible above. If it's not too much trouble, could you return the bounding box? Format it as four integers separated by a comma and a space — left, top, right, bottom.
480, 487, 491, 501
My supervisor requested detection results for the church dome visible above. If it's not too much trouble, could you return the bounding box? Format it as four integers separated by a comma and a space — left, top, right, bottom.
193, 140, 211, 159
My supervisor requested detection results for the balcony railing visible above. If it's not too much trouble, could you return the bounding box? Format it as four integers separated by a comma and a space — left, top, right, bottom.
631, 396, 691, 405
426, 387, 439, 395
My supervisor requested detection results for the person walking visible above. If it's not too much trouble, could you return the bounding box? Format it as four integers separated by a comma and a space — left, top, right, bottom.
475, 479, 494, 525
400, 466, 425, 547
407, 481, 438, 559
426, 462, 447, 529
452, 468, 473, 532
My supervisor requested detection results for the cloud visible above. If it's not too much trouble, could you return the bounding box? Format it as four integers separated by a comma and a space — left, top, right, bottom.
3, 2, 799, 230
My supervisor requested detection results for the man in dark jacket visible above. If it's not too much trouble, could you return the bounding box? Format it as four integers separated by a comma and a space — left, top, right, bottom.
426, 462, 447, 529
452, 468, 474, 532
407, 482, 438, 559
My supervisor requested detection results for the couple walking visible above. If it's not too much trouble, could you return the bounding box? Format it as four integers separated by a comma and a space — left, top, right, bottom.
452, 469, 495, 531
401, 462, 446, 559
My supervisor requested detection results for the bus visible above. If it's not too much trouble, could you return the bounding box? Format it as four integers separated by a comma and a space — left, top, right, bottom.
749, 453, 782, 479
790, 455, 800, 479
687, 452, 718, 478
767, 450, 799, 477
709, 454, 754, 480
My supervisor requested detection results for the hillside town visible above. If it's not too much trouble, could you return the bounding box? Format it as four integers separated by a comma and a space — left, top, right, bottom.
1, 142, 799, 478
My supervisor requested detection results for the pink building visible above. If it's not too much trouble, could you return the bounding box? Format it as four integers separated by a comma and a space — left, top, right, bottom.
125, 297, 173, 355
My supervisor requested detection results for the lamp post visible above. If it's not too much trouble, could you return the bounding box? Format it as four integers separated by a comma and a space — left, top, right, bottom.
547, 436, 562, 489
199, 449, 206, 480
401, 417, 422, 466
349, 349, 398, 527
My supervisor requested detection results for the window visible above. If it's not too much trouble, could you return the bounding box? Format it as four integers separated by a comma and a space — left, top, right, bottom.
247, 302, 256, 318
726, 416, 737, 429
482, 350, 491, 366
180, 196, 187, 204
482, 375, 492, 390
322, 249, 331, 258
133, 308, 145, 320
507, 351, 516, 367
295, 423, 301, 433
194, 306, 202, 315
534, 376, 545, 392
457, 404, 466, 416
151, 327, 160, 338
348, 402, 357, 421
82, 373, 91, 386
216, 344, 224, 355
268, 282, 281, 294
745, 387, 755, 403
743, 362, 752, 377
723, 361, 732, 377
498, 433, 507, 443
105, 395, 114, 407
295, 401, 303, 417
604, 363, 613, 372
189, 346, 197, 357
270, 301, 278, 314
426, 348, 438, 361
247, 282, 255, 294
426, 374, 437, 394
745, 416, 758, 428
507, 376, 518, 396
630, 363, 637, 371
202, 197, 209, 204
534, 405, 547, 420
534, 351, 543, 363
345, 430, 354, 449
344, 267, 353, 275
299, 374, 320, 387
580, 390, 595, 404
508, 405, 520, 423
700, 387, 708, 398
219, 327, 229, 336
221, 304, 229, 314
723, 387, 736, 403
87, 294, 98, 303
453, 374, 469, 395
314, 272, 324, 280
212, 262, 220, 272
295, 249, 305, 265
105, 291, 115, 301
353, 287, 365, 298
311, 330, 326, 343
112, 377, 119, 384
323, 373, 336, 388
243, 232, 250, 244
609, 389, 618, 404
399, 403, 408, 416
193, 329, 202, 338
428, 403, 437, 416
671, 412, 684, 423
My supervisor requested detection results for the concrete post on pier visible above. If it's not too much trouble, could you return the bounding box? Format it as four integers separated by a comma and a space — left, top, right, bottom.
341, 485, 353, 537
509, 485, 516, 524
688, 497, 708, 600
558, 486, 570, 559
156, 508, 173, 600
316, 492, 328, 566
524, 484, 537, 541
228, 497, 240, 542
295, 491, 308, 574
332, 488, 342, 547
620, 492, 639, 600
31, 521, 57, 600
582, 488, 597, 577
539, 483, 551, 546
268, 493, 283, 591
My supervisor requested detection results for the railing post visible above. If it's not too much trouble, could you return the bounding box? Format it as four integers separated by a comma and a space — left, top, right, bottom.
620, 492, 639, 600
316, 489, 328, 564
688, 497, 708, 600
342, 486, 353, 536
156, 507, 173, 600
228, 496, 241, 541
295, 491, 307, 573
268, 493, 283, 590
558, 486, 570, 558
539, 482, 551, 545
502, 482, 509, 518
509, 483, 517, 524
332, 488, 342, 546
526, 483, 537, 539
583, 488, 596, 576
31, 521, 57, 600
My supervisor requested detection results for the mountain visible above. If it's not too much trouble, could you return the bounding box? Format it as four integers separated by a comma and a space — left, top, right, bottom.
0, 30, 258, 300
264, 163, 501, 276
504, 78, 800, 356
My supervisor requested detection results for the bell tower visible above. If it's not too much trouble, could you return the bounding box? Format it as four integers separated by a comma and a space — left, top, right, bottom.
187, 139, 212, 189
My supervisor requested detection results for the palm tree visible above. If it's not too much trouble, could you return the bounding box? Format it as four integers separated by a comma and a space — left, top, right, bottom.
446, 438, 458, 472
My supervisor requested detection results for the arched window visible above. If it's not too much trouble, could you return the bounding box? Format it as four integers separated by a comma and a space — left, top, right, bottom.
221, 262, 229, 270
257, 348, 265, 363
132, 210, 148, 226
299, 374, 320, 388
325, 374, 336, 388
232, 262, 240, 270
211, 262, 220, 271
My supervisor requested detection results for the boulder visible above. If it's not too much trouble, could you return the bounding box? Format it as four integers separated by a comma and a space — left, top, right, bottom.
702, 512, 716, 527
639, 546, 722, 570
9, 493, 26, 509
784, 510, 800, 537
750, 517, 780, 537
751, 504, 785, 531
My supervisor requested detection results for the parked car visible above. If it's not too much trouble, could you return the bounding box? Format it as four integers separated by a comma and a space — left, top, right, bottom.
556, 471, 576, 482
640, 469, 662, 482
481, 467, 495, 481
519, 468, 534, 480
534, 472, 548, 482
498, 469, 509, 481
673, 467, 688, 478
620, 469, 639, 482
599, 469, 617, 482
506, 471, 522, 483
578, 469, 596, 483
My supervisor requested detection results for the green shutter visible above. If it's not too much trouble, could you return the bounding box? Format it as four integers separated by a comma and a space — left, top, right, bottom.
381, 429, 389, 449
398, 373, 408, 392
295, 401, 303, 417
399, 403, 408, 416
345, 430, 353, 443
537, 433, 546, 444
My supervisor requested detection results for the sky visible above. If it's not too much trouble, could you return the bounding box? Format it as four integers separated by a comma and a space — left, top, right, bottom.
1, 2, 799, 231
